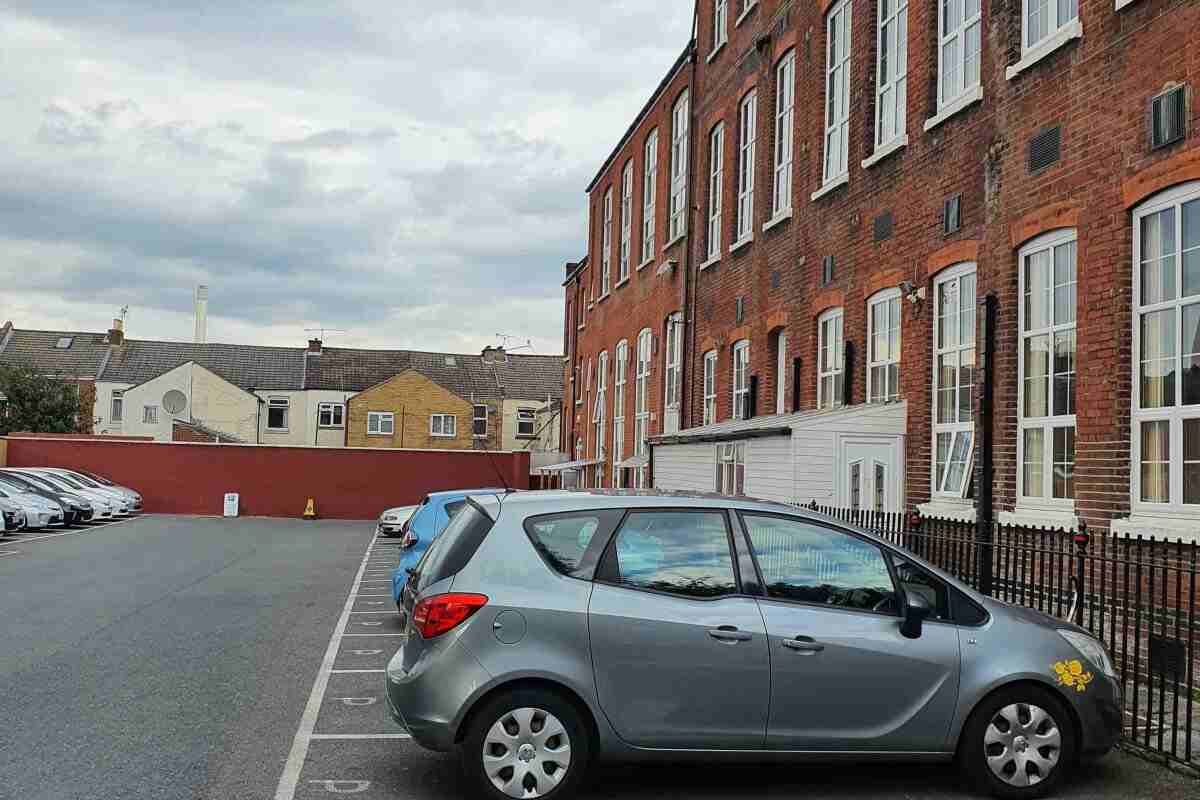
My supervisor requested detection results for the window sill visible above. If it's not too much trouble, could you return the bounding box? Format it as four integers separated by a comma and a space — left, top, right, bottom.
662, 231, 687, 252
810, 173, 848, 202
707, 40, 726, 64
699, 253, 721, 271
264, 429, 289, 435
999, 507, 1079, 531
923, 85, 984, 133
730, 234, 754, 254
918, 500, 976, 523
735, 2, 757, 28
1111, 515, 1200, 543
1115, 0, 1139, 8
762, 208, 793, 233
597, 292, 609, 304
430, 434, 456, 439
367, 433, 393, 437
515, 434, 539, 440
1005, 20, 1083, 81
613, 277, 629, 290
576, 324, 585, 331
861, 135, 908, 169
636, 256, 654, 272
317, 425, 345, 431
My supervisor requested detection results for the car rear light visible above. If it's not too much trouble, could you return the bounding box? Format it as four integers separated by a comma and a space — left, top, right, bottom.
411, 593, 488, 639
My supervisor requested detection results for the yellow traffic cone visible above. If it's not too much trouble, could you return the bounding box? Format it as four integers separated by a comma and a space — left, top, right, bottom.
303, 498, 317, 519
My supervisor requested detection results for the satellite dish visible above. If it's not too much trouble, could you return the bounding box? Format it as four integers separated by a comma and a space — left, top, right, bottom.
163, 389, 187, 415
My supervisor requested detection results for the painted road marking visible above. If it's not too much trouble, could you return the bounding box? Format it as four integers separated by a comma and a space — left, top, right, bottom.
309, 734, 410, 740
0, 549, 23, 558
307, 779, 372, 794
349, 611, 393, 615
347, 649, 384, 656
342, 633, 406, 637
0, 516, 138, 549
337, 697, 378, 706
273, 536, 376, 800
330, 669, 386, 674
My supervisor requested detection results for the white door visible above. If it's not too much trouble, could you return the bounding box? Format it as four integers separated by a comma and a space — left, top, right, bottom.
839, 438, 902, 512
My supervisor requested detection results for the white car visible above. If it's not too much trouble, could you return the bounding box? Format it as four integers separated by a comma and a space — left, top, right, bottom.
31, 469, 133, 515
11, 470, 120, 519
0, 485, 63, 529
376, 504, 419, 537
42, 468, 142, 511
0, 497, 25, 532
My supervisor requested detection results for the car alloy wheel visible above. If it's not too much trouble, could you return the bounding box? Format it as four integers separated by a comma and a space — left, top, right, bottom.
482, 707, 571, 798
984, 703, 1062, 788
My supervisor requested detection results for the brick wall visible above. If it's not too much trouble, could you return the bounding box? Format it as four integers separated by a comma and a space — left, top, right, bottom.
4, 436, 530, 519
566, 0, 1200, 529
346, 370, 502, 451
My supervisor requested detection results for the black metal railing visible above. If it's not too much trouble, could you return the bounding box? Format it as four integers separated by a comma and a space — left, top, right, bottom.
800, 501, 1200, 770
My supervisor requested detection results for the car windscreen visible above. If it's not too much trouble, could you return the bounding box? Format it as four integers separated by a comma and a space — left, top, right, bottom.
62, 471, 101, 488
45, 472, 86, 489
11, 473, 60, 492
411, 500, 495, 594
28, 473, 75, 492
81, 470, 114, 486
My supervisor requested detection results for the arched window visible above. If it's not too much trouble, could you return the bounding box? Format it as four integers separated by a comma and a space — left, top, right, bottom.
732, 340, 750, 419
867, 288, 901, 403
613, 340, 629, 486
932, 263, 976, 498
817, 307, 844, 410
634, 330, 653, 487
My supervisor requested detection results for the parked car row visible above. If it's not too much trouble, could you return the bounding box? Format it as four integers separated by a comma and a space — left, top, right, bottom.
0, 467, 142, 534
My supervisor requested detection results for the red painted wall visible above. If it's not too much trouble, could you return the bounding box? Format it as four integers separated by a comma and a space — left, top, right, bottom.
4, 437, 530, 520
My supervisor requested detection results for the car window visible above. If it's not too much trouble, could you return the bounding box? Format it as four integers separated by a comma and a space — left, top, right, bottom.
525, 510, 622, 579
444, 500, 466, 518
603, 511, 737, 599
413, 501, 495, 593
741, 514, 897, 613
882, 555, 951, 620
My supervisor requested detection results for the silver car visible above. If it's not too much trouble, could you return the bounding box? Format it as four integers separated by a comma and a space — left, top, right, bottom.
386, 491, 1121, 800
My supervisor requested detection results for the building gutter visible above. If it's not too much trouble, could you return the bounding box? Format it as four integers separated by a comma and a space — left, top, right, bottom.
682, 2, 700, 430
650, 426, 792, 447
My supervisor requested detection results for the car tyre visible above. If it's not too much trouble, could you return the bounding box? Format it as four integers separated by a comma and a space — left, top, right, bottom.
460, 688, 591, 800
958, 684, 1076, 800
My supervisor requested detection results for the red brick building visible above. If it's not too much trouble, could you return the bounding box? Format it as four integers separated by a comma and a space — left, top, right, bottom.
562, 1, 1199, 537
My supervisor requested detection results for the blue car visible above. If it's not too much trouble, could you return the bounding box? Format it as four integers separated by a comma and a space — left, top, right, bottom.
391, 488, 506, 611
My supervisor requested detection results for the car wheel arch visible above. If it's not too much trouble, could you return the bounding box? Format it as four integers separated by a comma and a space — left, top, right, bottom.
952, 678, 1083, 761
453, 676, 601, 753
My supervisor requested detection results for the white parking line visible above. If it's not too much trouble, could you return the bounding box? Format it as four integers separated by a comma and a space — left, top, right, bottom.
0, 517, 138, 549
0, 549, 22, 558
330, 669, 386, 674
342, 633, 406, 637
310, 733, 411, 740
273, 537, 377, 800
349, 611, 395, 614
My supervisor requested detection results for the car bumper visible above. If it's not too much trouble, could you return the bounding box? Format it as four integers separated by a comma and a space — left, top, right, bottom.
1076, 673, 1123, 759
385, 636, 491, 752
2, 511, 23, 530
26, 510, 56, 528
377, 522, 404, 536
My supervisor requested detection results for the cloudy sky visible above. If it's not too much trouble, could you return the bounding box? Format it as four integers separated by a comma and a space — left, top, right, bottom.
0, 2, 692, 355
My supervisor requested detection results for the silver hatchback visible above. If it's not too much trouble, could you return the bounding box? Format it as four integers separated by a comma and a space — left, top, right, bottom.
386, 490, 1121, 800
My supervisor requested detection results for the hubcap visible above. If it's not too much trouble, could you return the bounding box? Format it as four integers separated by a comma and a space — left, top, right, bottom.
984, 703, 1062, 788
483, 707, 571, 798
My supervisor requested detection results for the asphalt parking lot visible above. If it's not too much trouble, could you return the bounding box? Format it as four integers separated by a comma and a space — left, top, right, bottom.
1, 515, 1196, 800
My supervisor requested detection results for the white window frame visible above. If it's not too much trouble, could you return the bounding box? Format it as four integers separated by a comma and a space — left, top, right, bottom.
775, 331, 789, 414
593, 351, 609, 481
472, 404, 489, 438
110, 390, 124, 423
1131, 182, 1200, 515
634, 330, 653, 487
867, 289, 902, 403
703, 350, 718, 426
143, 405, 158, 425
713, 0, 729, 52
772, 51, 795, 218
736, 91, 757, 242
715, 442, 746, 496
367, 411, 394, 436
669, 91, 690, 243
318, 402, 344, 428
732, 340, 750, 420
619, 162, 633, 282
707, 123, 724, 261
820, 0, 852, 188
664, 316, 682, 409
517, 408, 536, 438
873, 0, 908, 151
613, 340, 628, 469
817, 308, 845, 410
600, 187, 613, 294
430, 413, 457, 438
642, 131, 658, 264
1017, 229, 1078, 507
267, 397, 290, 432
932, 263, 977, 498
937, 0, 982, 112
1022, 0, 1078, 54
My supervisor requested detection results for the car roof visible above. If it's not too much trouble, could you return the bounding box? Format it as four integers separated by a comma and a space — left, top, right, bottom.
468, 488, 802, 515
426, 488, 507, 502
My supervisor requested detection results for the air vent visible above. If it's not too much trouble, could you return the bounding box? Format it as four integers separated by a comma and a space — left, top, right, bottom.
771, 270, 782, 290
735, 297, 745, 325
822, 256, 835, 286
944, 194, 962, 236
873, 211, 894, 242
1028, 126, 1061, 173
1151, 86, 1187, 150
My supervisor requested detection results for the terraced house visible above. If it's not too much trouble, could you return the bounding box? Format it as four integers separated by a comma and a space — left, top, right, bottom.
561, 0, 1200, 536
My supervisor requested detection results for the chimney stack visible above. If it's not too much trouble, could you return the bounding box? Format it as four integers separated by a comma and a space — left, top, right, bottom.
106, 318, 124, 346
194, 285, 209, 343
307, 338, 323, 354
482, 345, 507, 364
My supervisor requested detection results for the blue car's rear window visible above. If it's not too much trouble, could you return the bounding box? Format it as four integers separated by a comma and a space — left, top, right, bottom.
412, 500, 495, 593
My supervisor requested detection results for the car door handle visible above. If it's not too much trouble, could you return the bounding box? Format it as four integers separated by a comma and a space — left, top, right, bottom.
782, 636, 825, 653
707, 625, 753, 643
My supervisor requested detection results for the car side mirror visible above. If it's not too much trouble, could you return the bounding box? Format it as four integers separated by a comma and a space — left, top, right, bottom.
900, 592, 933, 639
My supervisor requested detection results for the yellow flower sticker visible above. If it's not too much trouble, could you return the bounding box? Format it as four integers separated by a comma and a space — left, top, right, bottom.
1053, 659, 1093, 693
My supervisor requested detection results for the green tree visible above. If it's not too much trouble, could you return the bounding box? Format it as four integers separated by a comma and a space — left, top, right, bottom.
0, 362, 82, 435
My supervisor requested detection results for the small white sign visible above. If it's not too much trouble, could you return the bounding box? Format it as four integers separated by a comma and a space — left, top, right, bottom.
223, 493, 239, 517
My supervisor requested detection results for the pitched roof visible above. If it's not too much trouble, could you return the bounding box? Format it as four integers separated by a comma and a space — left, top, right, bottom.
482, 353, 564, 402
101, 340, 305, 391
0, 328, 113, 379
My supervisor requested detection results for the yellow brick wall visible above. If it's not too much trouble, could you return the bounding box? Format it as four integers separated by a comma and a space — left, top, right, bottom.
346, 370, 502, 450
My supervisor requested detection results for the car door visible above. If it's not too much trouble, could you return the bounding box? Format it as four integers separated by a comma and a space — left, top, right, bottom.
738, 512, 961, 753
588, 509, 770, 750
